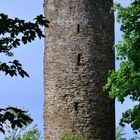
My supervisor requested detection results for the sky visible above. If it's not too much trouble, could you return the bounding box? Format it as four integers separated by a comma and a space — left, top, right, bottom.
0, 0, 139, 139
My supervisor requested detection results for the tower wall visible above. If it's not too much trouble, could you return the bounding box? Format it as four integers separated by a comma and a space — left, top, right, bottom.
44, 0, 115, 139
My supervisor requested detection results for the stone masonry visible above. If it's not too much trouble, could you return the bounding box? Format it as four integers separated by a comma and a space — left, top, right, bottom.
44, 0, 115, 140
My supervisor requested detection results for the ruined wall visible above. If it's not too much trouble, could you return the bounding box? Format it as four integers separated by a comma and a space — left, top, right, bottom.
44, 0, 115, 139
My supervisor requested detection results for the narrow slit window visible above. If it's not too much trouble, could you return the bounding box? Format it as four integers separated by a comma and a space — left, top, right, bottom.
74, 102, 78, 111
77, 53, 81, 66
77, 24, 80, 33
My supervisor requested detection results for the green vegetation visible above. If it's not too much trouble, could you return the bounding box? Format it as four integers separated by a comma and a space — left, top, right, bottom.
4, 123, 42, 140
104, 0, 140, 133
0, 12, 49, 133
1, 0, 140, 138
0, 107, 32, 134
116, 126, 140, 140
60, 133, 86, 140
0, 13, 49, 77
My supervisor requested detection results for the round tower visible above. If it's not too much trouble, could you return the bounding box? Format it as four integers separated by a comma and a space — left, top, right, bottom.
44, 0, 115, 139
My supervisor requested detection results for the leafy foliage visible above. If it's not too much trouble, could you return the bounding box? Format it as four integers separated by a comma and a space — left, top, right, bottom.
116, 126, 126, 140
116, 126, 140, 140
0, 60, 29, 77
0, 13, 49, 77
61, 133, 86, 140
120, 105, 140, 132
20, 127, 42, 140
104, 0, 140, 133
4, 123, 42, 140
0, 107, 32, 133
0, 13, 49, 133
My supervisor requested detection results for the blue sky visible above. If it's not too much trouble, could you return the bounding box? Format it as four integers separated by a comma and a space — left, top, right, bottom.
0, 0, 45, 138
0, 0, 139, 139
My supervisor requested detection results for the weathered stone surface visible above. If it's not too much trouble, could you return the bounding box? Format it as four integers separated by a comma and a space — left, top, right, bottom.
44, 0, 115, 139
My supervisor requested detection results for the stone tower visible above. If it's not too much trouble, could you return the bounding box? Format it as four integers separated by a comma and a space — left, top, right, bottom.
43, 0, 115, 140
